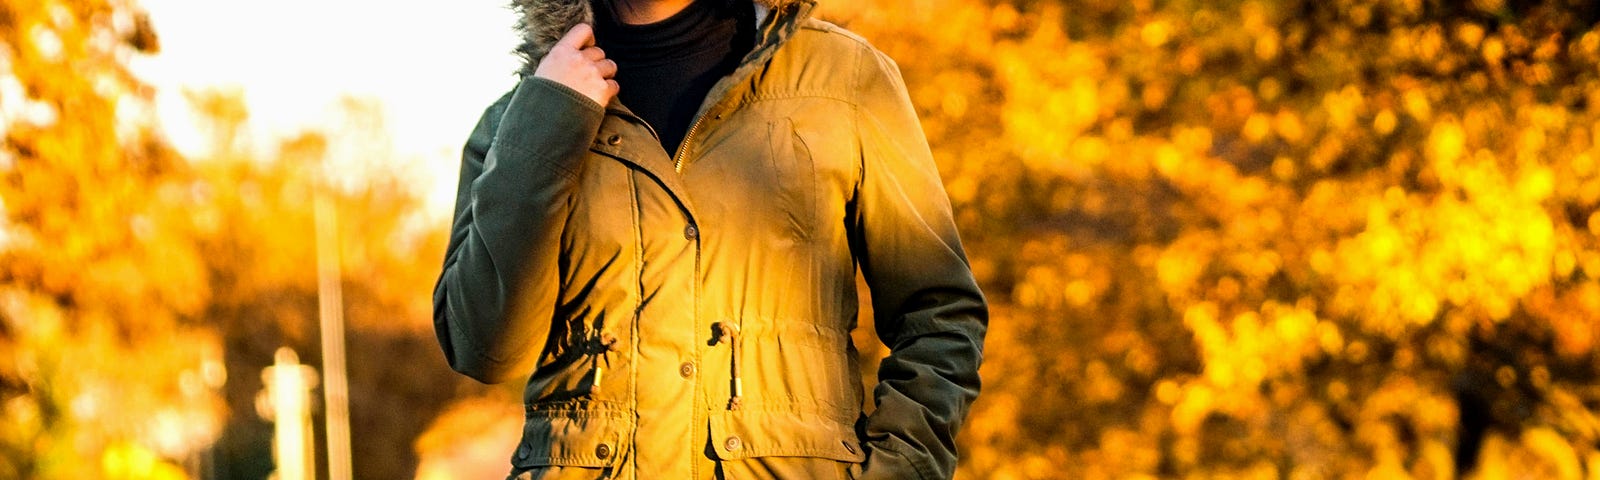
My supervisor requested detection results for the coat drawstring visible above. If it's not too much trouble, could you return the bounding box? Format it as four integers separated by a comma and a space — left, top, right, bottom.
591, 332, 619, 394
714, 322, 743, 410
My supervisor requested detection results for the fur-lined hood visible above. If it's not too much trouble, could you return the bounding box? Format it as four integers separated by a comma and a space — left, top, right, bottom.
512, 0, 802, 74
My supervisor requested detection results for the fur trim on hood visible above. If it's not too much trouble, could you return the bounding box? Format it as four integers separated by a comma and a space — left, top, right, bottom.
512, 0, 799, 74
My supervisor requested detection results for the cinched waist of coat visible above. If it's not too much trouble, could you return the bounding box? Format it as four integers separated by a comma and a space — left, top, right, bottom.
586, 323, 744, 410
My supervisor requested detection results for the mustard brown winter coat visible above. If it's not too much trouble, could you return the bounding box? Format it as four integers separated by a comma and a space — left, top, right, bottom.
434, 1, 987, 478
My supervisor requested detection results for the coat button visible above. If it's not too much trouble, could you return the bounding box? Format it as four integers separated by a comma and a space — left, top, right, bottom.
595, 443, 612, 459
606, 134, 622, 146
724, 436, 742, 451
678, 362, 695, 378
683, 224, 699, 240
843, 442, 857, 454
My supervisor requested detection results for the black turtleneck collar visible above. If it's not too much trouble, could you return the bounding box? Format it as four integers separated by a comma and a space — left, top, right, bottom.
593, 0, 756, 154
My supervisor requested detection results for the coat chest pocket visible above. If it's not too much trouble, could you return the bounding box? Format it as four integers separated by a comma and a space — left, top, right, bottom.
765, 118, 817, 239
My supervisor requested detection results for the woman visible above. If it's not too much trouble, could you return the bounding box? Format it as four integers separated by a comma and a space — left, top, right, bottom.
433, 1, 987, 478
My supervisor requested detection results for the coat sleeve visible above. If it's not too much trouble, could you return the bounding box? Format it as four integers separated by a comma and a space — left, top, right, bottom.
433, 77, 606, 384
848, 48, 988, 480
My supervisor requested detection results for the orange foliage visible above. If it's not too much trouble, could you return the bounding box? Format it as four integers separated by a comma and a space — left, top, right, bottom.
0, 0, 223, 477
1, 1, 471, 478
818, 0, 1600, 478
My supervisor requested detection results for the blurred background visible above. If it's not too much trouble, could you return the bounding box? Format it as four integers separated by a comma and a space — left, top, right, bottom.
3, 0, 1600, 479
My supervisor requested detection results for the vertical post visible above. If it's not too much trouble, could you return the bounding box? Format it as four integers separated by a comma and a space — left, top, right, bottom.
262, 348, 318, 480
314, 192, 354, 480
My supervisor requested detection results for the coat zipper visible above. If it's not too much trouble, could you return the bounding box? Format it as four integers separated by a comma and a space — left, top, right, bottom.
672, 112, 712, 173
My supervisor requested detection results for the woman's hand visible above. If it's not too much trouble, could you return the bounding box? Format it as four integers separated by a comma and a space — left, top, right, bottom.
533, 23, 619, 107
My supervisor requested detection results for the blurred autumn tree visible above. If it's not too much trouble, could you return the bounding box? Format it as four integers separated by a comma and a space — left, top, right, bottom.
0, 0, 220, 477
0, 0, 489, 478
819, 0, 1600, 478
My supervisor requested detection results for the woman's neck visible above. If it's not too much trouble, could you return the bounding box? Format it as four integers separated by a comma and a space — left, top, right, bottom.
608, 0, 697, 25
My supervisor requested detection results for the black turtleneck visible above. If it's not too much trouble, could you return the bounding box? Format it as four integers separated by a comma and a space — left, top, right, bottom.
594, 0, 756, 155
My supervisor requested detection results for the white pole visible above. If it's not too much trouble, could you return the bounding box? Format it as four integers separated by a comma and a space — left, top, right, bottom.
314, 192, 354, 480
265, 348, 316, 480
